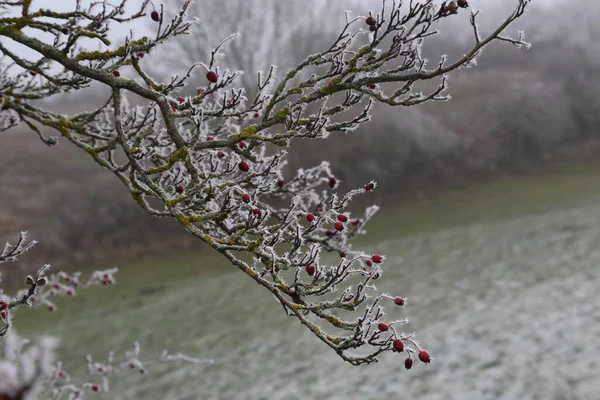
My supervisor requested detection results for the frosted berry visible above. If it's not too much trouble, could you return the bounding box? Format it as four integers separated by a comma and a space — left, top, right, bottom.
206, 71, 218, 83
326, 230, 335, 237
418, 350, 431, 363
405, 358, 413, 370
150, 11, 159, 21
29, 70, 37, 76
365, 16, 376, 26
254, 113, 260, 118
102, 280, 108, 285
0, 302, 7, 310
393, 339, 404, 352
368, 83, 376, 89
277, 179, 284, 188
252, 208, 262, 217
394, 297, 404, 306
171, 106, 176, 112
378, 322, 389, 331
136, 52, 144, 58
207, 136, 214, 141
239, 161, 249, 172
239, 141, 247, 149
328, 177, 337, 188
92, 385, 99, 392
176, 185, 184, 193
306, 265, 315, 276
217, 151, 225, 159
306, 213, 315, 222
369, 25, 376, 32
48, 305, 54, 311
242, 193, 250, 203
371, 254, 383, 263
334, 222, 344, 231
352, 219, 360, 225
58, 370, 64, 377
67, 289, 73, 296
365, 259, 373, 267
337, 214, 348, 222
0, 311, 6, 319
365, 183, 374, 190
457, 0, 469, 8
176, 97, 184, 103
53, 283, 60, 289
103, 273, 109, 279
112, 70, 120, 77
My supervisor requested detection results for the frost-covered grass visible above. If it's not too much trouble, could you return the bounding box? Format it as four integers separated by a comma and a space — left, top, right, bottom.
11, 161, 600, 399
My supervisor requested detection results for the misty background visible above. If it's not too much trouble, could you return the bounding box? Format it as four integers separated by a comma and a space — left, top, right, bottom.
2, 0, 597, 272
2, 1, 600, 399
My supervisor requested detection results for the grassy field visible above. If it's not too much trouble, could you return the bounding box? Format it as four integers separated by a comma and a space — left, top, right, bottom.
8, 158, 600, 399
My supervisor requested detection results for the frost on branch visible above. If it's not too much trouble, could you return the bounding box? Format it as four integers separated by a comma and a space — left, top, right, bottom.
0, 0, 531, 366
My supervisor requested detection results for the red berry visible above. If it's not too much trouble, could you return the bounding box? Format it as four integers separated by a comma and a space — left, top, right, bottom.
67, 289, 73, 296
207, 136, 214, 141
97, 366, 103, 372
217, 151, 225, 159
171, 106, 177, 112
334, 222, 344, 231
337, 214, 348, 222
306, 213, 315, 222
339, 251, 346, 258
112, 70, 120, 77
92, 385, 99, 392
130, 363, 135, 369
150, 11, 159, 21
242, 193, 250, 203
393, 339, 404, 352
239, 141, 247, 149
277, 179, 284, 188
252, 208, 262, 217
29, 70, 37, 76
0, 302, 7, 310
352, 219, 360, 225
176, 185, 184, 193
369, 25, 376, 32
306, 265, 315, 276
378, 322, 389, 331
365, 16, 376, 26
365, 183, 374, 190
326, 230, 335, 237
457, 0, 469, 8
176, 97, 184, 103
371, 254, 383, 264
136, 52, 144, 58
53, 283, 60, 289
102, 280, 108, 285
405, 358, 413, 370
328, 177, 337, 188
368, 83, 376, 89
48, 305, 54, 311
365, 260, 373, 267
58, 370, 64, 377
206, 71, 218, 83
418, 350, 431, 363
0, 311, 6, 319
253, 113, 260, 119
394, 297, 404, 306
103, 273, 109, 278
239, 161, 249, 172
65, 276, 71, 282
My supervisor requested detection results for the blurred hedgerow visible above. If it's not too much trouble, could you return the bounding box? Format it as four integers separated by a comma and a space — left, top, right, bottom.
0, 0, 531, 392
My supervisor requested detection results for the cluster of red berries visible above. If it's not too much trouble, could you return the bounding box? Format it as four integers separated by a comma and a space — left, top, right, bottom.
365, 14, 377, 31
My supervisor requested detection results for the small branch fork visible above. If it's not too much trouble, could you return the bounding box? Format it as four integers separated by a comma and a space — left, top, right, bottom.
0, 0, 531, 366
